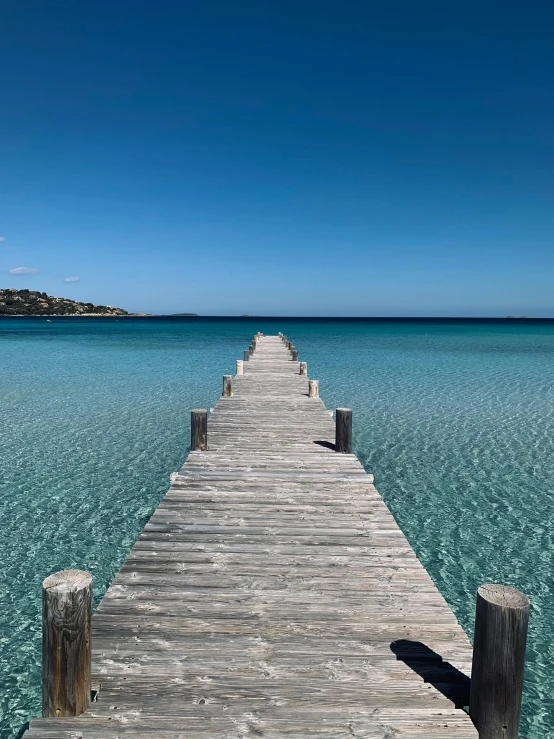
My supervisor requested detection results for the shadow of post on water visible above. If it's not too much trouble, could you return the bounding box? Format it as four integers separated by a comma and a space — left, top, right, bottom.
16, 722, 30, 739
390, 639, 471, 710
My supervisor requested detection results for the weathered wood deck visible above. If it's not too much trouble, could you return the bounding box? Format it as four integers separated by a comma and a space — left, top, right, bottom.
25, 335, 477, 738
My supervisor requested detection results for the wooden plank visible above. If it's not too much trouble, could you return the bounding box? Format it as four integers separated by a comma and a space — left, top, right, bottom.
23, 335, 476, 738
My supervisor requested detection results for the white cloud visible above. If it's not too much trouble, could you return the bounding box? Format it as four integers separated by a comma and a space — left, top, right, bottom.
0, 237, 5, 242
9, 266, 39, 275
64, 276, 79, 283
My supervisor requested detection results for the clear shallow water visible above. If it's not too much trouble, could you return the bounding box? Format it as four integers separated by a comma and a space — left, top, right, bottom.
1, 318, 553, 738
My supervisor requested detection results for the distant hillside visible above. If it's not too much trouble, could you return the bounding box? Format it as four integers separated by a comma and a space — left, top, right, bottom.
0, 289, 133, 316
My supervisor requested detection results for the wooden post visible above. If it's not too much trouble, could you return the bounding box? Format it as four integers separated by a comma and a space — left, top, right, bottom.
191, 409, 208, 450
236, 360, 243, 375
308, 380, 319, 398
287, 341, 292, 350
300, 362, 307, 376
223, 375, 233, 397
244, 350, 249, 361
42, 570, 92, 718
469, 584, 529, 739
335, 408, 352, 453
291, 349, 298, 361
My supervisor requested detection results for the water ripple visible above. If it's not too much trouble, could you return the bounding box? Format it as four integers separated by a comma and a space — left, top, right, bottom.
1, 318, 553, 738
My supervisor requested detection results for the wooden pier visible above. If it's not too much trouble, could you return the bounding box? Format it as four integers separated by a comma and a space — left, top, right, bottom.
25, 335, 489, 738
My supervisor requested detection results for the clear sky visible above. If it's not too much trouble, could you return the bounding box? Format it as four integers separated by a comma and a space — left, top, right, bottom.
1, 0, 553, 316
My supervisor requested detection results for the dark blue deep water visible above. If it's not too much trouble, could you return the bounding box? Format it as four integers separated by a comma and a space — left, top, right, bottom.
1, 318, 553, 737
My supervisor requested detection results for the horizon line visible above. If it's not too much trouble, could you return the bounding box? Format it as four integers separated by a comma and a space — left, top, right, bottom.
2, 314, 554, 322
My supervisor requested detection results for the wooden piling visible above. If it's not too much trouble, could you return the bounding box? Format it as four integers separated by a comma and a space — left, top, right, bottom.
469, 584, 529, 739
308, 379, 319, 398
299, 362, 307, 376
236, 360, 243, 375
191, 409, 208, 450
291, 349, 298, 361
244, 350, 249, 361
223, 375, 233, 397
335, 408, 352, 453
42, 570, 92, 718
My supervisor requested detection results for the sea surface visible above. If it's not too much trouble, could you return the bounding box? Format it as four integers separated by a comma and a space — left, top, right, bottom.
1, 317, 553, 738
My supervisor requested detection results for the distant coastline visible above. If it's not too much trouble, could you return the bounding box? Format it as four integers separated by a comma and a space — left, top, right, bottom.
0, 288, 148, 317
1, 290, 552, 321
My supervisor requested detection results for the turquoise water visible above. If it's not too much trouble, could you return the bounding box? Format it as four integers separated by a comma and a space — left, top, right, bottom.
1, 318, 553, 738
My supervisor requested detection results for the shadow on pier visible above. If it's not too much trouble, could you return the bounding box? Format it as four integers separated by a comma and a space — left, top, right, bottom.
313, 439, 336, 450
390, 639, 471, 710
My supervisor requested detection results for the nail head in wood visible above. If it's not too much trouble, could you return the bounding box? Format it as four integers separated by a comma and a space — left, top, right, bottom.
469, 583, 530, 739
335, 408, 352, 453
222, 375, 233, 397
191, 409, 208, 450
308, 379, 319, 398
42, 569, 92, 718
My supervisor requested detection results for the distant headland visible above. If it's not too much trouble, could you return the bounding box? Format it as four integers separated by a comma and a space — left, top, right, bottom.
0, 288, 146, 316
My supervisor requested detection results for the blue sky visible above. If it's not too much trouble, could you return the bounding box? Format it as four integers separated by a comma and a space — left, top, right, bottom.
1, 0, 553, 315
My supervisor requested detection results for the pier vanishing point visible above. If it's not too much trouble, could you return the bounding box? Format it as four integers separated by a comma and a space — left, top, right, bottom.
24, 334, 531, 739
